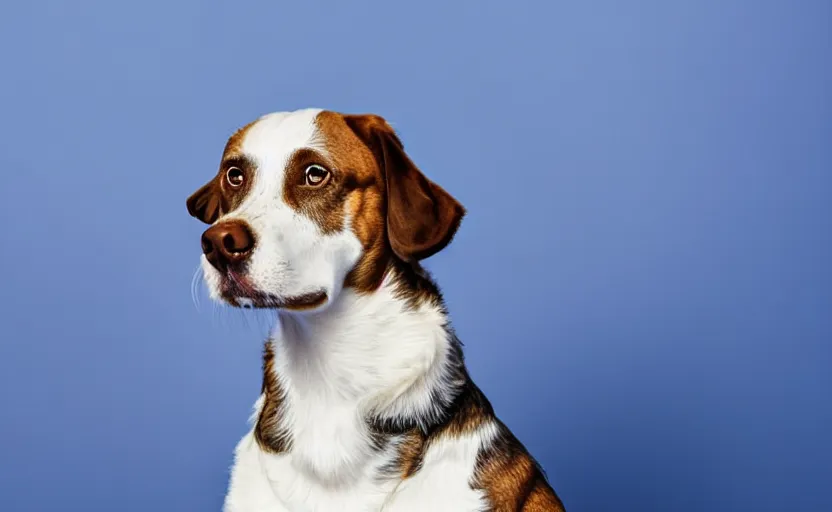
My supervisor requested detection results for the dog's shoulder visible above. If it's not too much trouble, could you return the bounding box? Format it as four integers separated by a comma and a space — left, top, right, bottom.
449, 382, 566, 511
374, 379, 566, 511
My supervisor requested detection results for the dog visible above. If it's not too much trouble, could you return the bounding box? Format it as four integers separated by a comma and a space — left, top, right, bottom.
186, 109, 566, 511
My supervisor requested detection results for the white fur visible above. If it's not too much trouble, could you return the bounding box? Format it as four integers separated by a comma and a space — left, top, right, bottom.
201, 110, 493, 511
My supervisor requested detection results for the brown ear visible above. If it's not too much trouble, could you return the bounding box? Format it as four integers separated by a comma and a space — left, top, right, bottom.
186, 179, 222, 224
344, 114, 465, 262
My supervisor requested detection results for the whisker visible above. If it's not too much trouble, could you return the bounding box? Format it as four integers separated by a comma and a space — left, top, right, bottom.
190, 265, 203, 312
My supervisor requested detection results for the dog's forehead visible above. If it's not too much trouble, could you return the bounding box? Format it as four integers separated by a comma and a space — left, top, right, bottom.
235, 108, 325, 166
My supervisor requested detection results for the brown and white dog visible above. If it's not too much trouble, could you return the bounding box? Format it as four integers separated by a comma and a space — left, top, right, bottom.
186, 109, 565, 511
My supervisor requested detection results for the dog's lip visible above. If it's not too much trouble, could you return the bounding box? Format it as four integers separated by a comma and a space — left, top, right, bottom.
227, 289, 328, 311
218, 270, 327, 311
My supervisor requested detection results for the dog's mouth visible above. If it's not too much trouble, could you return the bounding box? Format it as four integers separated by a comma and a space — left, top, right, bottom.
219, 269, 327, 311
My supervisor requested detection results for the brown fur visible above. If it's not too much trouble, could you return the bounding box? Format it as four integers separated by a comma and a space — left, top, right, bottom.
319, 112, 466, 307
254, 342, 292, 453
313, 112, 390, 294
186, 122, 257, 224
473, 421, 566, 511
340, 114, 466, 263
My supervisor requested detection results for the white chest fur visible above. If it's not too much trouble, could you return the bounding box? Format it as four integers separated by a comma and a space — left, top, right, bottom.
223, 279, 493, 512
224, 421, 497, 512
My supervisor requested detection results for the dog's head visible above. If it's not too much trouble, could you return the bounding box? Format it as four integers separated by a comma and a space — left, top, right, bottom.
186, 109, 465, 311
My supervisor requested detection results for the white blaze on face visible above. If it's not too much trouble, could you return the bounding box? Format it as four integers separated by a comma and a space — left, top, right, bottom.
200, 109, 363, 309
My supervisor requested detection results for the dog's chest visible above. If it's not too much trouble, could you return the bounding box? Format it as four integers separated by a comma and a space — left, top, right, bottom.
225, 426, 490, 512
225, 428, 391, 512
261, 444, 399, 511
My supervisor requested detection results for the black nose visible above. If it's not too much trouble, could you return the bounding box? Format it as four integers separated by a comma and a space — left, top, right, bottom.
201, 220, 255, 272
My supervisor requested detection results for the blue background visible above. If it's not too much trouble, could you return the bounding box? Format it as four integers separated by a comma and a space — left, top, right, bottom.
0, 1, 829, 510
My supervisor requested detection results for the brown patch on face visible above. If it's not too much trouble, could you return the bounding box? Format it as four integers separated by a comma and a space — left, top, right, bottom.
186, 121, 257, 224
254, 342, 292, 453
283, 111, 467, 299
312, 111, 390, 293
281, 147, 350, 235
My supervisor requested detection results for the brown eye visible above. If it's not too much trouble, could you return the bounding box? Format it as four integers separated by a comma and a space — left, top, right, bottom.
304, 164, 331, 187
226, 167, 244, 188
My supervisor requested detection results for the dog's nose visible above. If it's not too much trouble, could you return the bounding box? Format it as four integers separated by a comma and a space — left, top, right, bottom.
201, 220, 255, 272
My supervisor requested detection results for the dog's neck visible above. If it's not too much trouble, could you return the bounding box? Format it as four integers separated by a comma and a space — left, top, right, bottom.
273, 265, 464, 425
265, 265, 467, 484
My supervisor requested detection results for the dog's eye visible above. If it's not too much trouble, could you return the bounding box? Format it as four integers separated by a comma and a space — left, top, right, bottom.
304, 165, 331, 188
226, 167, 244, 188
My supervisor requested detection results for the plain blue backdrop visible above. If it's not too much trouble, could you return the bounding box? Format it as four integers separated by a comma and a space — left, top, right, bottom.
0, 1, 829, 510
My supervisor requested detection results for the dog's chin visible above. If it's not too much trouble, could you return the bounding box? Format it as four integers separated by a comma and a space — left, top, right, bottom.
213, 270, 328, 312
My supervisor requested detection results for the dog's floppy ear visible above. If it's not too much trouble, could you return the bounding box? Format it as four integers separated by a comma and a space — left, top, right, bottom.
344, 114, 465, 262
186, 179, 222, 224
